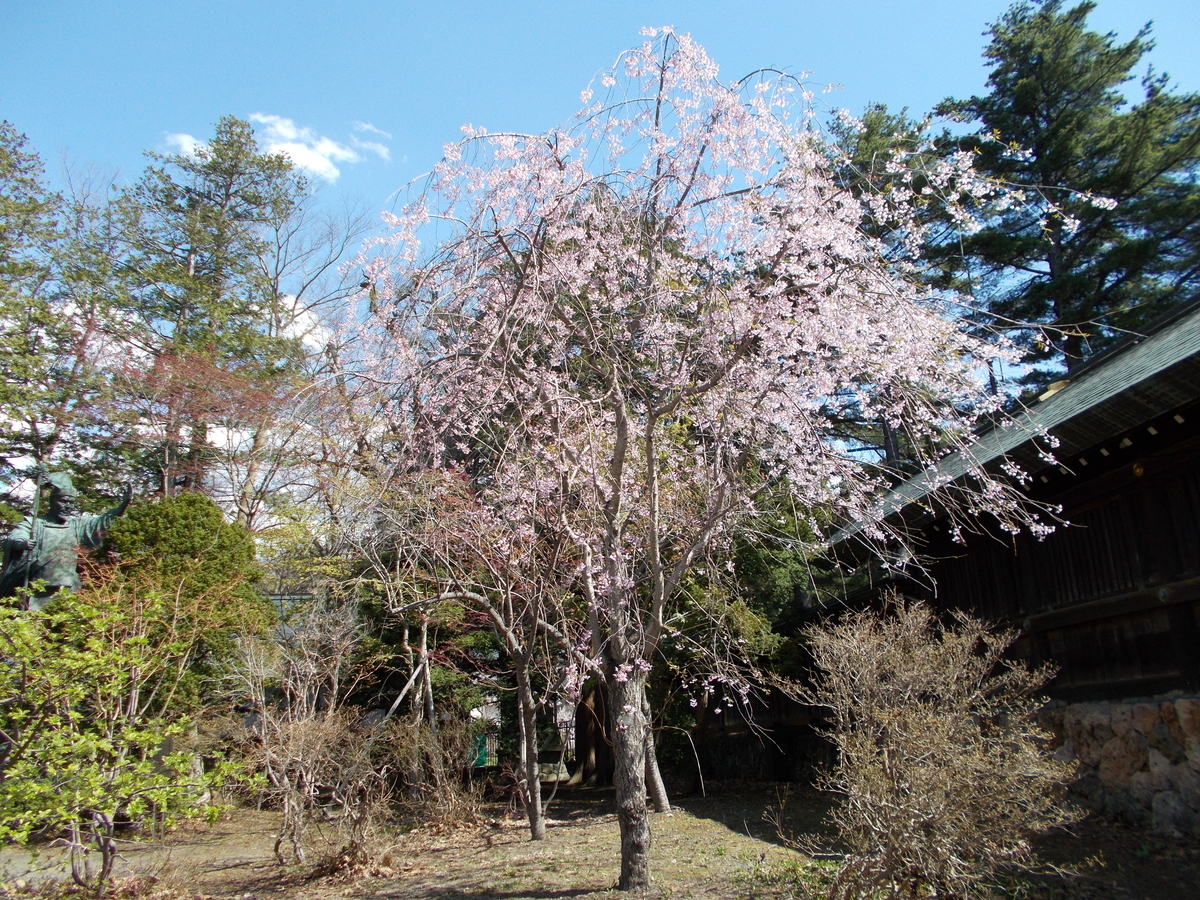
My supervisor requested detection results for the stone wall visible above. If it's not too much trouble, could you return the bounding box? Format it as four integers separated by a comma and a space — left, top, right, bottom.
1041, 694, 1200, 835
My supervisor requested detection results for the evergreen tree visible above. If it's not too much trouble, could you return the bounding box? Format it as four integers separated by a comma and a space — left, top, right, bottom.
115, 117, 311, 493
0, 122, 60, 504
119, 116, 305, 364
0, 124, 119, 509
936, 0, 1200, 384
824, 105, 996, 468
106, 491, 268, 615
105, 491, 273, 668
0, 122, 57, 287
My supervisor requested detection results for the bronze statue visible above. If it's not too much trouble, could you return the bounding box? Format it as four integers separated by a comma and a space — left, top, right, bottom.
0, 470, 132, 610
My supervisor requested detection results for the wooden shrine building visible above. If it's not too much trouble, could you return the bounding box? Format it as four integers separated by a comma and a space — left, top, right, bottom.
842, 302, 1200, 702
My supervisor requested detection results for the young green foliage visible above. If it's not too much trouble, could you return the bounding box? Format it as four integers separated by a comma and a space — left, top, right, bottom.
0, 583, 240, 895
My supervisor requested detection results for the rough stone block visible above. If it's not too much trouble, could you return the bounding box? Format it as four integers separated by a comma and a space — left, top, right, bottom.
1052, 739, 1077, 764
1149, 747, 1174, 780
1077, 739, 1103, 767
1098, 732, 1148, 786
1111, 704, 1133, 737
1052, 698, 1200, 838
1176, 699, 1200, 742
1162, 702, 1188, 748
1149, 719, 1188, 764
1125, 729, 1149, 767
1169, 763, 1200, 808
1074, 707, 1113, 767
1187, 738, 1200, 773
1083, 704, 1114, 737
1152, 790, 1196, 835
1130, 770, 1164, 802
1131, 703, 1160, 735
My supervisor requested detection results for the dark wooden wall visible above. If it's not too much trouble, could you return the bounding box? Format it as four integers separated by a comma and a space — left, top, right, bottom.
920, 412, 1200, 702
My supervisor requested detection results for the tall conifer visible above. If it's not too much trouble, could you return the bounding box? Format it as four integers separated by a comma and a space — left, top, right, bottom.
937, 0, 1200, 384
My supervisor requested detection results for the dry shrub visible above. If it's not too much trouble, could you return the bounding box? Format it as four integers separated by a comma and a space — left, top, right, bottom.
226, 599, 487, 869
805, 598, 1079, 900
252, 710, 395, 865
383, 716, 483, 826
227, 604, 396, 867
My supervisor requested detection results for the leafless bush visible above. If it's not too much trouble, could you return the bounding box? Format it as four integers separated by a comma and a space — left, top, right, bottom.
226, 603, 395, 865
383, 715, 483, 825
253, 710, 395, 864
803, 598, 1079, 900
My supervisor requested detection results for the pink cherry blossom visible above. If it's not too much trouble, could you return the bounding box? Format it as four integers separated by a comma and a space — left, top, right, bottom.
350, 31, 1044, 891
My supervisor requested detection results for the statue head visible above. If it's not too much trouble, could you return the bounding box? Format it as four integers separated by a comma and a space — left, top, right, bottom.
46, 472, 79, 520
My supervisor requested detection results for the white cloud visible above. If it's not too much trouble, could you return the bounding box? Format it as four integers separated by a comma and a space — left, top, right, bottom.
249, 113, 360, 181
164, 116, 392, 181
164, 132, 202, 157
351, 136, 391, 162
353, 121, 392, 140
351, 121, 393, 161
279, 300, 332, 352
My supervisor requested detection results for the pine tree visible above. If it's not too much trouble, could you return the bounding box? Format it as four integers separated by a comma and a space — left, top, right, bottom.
937, 0, 1200, 385
0, 124, 118, 508
0, 121, 61, 499
115, 117, 311, 493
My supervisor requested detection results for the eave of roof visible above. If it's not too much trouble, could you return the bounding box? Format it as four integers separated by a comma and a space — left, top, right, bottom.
835, 304, 1200, 543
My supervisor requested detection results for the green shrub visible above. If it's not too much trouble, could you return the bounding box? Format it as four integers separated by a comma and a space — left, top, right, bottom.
0, 584, 239, 895
105, 492, 274, 675
107, 492, 264, 602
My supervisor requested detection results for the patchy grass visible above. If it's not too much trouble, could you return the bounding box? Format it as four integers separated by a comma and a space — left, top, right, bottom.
2, 784, 1199, 899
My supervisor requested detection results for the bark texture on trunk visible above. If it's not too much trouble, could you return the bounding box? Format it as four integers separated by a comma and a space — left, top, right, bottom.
642, 693, 669, 811
515, 660, 546, 840
570, 680, 613, 786
610, 675, 652, 891
644, 710, 670, 812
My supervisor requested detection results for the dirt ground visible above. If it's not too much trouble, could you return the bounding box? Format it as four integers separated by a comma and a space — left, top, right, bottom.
2, 784, 1199, 899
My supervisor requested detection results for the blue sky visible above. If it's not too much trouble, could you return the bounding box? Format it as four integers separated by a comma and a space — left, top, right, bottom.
3, 0, 1197, 212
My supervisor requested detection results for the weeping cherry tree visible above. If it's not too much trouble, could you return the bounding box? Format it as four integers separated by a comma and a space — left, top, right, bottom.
353, 30, 1044, 890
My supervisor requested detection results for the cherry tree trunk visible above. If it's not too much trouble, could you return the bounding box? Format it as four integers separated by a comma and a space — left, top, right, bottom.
642, 693, 670, 812
609, 673, 652, 890
514, 659, 546, 840
644, 730, 670, 813
571, 681, 613, 786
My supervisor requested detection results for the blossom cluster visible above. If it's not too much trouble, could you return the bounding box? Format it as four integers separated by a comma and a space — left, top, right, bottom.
353, 31, 1045, 690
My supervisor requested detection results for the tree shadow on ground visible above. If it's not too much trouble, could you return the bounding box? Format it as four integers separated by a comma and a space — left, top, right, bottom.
538, 785, 618, 821
671, 782, 1200, 900
668, 780, 838, 851
374, 890, 597, 900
